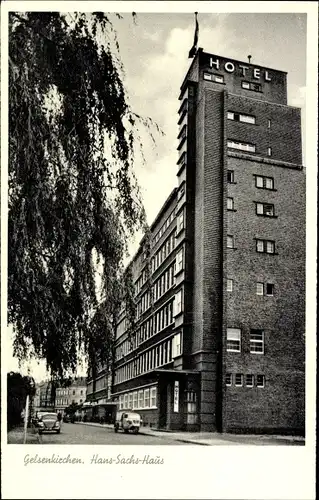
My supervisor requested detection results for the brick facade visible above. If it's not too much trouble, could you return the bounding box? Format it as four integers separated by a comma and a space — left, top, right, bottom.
91, 48, 305, 435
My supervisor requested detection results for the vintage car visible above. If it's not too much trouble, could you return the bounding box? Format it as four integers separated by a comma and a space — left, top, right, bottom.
36, 412, 61, 434
114, 411, 142, 434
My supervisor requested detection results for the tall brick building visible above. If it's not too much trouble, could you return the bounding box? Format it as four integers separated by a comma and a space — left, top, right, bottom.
103, 49, 305, 434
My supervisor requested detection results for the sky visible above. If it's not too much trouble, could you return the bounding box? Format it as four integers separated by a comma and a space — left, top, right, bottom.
5, 11, 308, 382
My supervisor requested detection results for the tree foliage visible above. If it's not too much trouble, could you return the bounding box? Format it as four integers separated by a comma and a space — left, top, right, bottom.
7, 371, 36, 429
8, 12, 147, 379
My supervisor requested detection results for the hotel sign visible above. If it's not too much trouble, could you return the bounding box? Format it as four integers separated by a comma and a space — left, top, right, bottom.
173, 381, 179, 413
209, 56, 272, 82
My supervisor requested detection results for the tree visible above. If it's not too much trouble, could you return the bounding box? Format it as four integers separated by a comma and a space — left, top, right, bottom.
8, 12, 148, 380
7, 371, 36, 430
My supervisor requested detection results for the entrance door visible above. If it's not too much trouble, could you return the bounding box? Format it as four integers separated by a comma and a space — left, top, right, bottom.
158, 383, 167, 429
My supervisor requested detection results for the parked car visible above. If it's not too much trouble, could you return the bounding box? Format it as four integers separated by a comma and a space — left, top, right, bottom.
114, 411, 142, 434
36, 412, 61, 434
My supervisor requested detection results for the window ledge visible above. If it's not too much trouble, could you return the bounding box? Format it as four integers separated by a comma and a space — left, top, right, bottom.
174, 268, 184, 279
173, 310, 183, 320
256, 187, 277, 192
227, 209, 237, 212
256, 214, 278, 218
175, 227, 185, 238
256, 252, 279, 256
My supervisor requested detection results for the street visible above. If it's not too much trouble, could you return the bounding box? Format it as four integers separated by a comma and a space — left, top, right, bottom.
36, 423, 186, 445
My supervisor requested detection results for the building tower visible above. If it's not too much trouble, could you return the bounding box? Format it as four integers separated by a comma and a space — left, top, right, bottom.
177, 49, 305, 433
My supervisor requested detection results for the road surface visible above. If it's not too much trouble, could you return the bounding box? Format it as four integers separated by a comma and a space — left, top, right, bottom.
37, 423, 186, 445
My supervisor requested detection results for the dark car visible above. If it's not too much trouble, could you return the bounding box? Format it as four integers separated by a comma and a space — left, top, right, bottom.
37, 412, 61, 434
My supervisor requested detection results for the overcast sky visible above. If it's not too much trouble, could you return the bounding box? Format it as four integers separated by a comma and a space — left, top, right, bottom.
7, 11, 307, 382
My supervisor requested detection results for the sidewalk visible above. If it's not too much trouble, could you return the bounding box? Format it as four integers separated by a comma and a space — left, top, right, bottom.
7, 426, 42, 444
74, 421, 305, 446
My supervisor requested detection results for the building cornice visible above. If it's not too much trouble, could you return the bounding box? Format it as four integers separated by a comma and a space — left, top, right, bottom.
228, 151, 303, 170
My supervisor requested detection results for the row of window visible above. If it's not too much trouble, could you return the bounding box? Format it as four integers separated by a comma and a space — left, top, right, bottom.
136, 217, 185, 299
135, 269, 148, 296
227, 198, 276, 217
136, 289, 152, 319
228, 171, 275, 191
227, 111, 256, 124
55, 398, 84, 405
227, 236, 276, 254
115, 333, 182, 384
153, 210, 176, 246
227, 279, 274, 296
226, 373, 265, 388
227, 111, 271, 129
227, 328, 264, 354
153, 262, 176, 302
116, 285, 184, 359
116, 299, 175, 360
118, 386, 157, 410
55, 398, 69, 405
203, 72, 263, 94
56, 389, 84, 396
228, 139, 272, 157
151, 230, 176, 274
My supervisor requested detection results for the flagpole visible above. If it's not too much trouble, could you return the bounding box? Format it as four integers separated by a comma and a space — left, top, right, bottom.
188, 12, 199, 59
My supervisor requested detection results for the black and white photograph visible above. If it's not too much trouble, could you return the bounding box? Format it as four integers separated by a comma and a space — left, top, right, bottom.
1, 2, 317, 499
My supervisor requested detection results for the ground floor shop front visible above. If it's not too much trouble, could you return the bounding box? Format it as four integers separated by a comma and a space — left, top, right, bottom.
112, 369, 201, 432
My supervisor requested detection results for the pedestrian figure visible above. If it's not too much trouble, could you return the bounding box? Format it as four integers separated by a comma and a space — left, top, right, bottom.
57, 412, 62, 422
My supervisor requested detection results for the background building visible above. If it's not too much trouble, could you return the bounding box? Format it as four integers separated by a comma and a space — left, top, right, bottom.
55, 377, 87, 415
93, 48, 305, 434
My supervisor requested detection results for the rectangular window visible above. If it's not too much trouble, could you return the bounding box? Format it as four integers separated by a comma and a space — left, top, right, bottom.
226, 373, 232, 386
235, 374, 243, 386
175, 247, 184, 274
246, 374, 254, 387
124, 394, 128, 409
172, 333, 182, 358
227, 235, 234, 248
128, 393, 133, 409
227, 111, 256, 124
213, 74, 224, 83
256, 239, 275, 254
266, 283, 274, 296
133, 392, 138, 409
268, 119, 271, 128
144, 389, 150, 408
250, 329, 264, 354
173, 290, 183, 316
240, 114, 256, 124
256, 202, 275, 217
257, 282, 274, 296
150, 387, 157, 408
227, 170, 235, 183
241, 81, 262, 92
267, 147, 272, 156
138, 390, 144, 409
203, 72, 224, 83
227, 279, 233, 292
227, 197, 234, 210
227, 328, 241, 352
256, 375, 265, 387
227, 140, 256, 153
177, 211, 184, 233
255, 175, 274, 190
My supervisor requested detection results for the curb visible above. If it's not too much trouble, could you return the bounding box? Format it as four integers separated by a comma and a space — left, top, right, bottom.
176, 439, 210, 446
